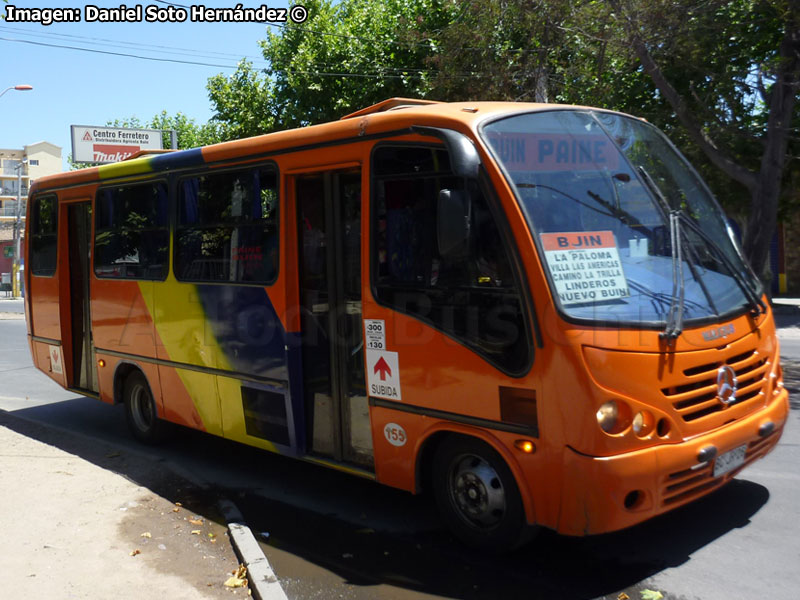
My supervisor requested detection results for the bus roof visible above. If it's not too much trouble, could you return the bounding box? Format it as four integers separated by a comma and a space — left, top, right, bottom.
29, 98, 617, 193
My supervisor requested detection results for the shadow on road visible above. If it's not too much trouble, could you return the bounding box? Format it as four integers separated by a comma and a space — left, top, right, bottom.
0, 396, 772, 600
235, 479, 769, 600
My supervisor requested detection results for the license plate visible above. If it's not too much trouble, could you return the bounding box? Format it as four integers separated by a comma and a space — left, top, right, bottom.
713, 445, 747, 478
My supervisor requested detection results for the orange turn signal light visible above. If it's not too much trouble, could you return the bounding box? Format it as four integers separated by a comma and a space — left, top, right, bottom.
514, 439, 536, 454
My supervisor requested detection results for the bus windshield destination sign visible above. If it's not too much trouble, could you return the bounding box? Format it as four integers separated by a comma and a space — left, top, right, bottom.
486, 133, 620, 171
540, 231, 630, 305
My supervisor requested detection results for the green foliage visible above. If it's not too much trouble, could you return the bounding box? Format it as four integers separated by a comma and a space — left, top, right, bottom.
429, 0, 571, 102
146, 110, 223, 149
429, 0, 798, 276
207, 60, 275, 140
608, 0, 788, 215
207, 0, 456, 134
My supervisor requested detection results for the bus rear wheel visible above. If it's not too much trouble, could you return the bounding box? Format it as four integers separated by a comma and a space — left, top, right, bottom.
123, 371, 169, 444
432, 436, 530, 552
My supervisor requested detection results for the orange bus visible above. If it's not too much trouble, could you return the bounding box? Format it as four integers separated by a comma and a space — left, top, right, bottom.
25, 99, 789, 550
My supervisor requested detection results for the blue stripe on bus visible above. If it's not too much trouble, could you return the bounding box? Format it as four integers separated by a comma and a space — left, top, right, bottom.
150, 148, 205, 171
195, 284, 289, 382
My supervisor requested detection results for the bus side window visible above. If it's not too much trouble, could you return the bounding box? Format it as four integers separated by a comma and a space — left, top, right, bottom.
372, 145, 531, 375
175, 166, 279, 284
30, 194, 58, 277
94, 182, 169, 280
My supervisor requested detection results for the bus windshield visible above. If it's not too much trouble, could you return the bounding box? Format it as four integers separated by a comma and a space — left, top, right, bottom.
482, 109, 761, 327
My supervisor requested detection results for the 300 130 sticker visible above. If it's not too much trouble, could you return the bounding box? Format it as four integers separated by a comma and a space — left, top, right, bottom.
383, 423, 407, 447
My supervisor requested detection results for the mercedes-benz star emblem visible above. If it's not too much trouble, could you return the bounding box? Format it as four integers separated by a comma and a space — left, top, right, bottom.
716, 365, 738, 406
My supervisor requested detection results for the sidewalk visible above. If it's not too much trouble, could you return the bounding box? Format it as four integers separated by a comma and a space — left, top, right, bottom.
0, 296, 24, 320
772, 297, 800, 313
0, 412, 245, 599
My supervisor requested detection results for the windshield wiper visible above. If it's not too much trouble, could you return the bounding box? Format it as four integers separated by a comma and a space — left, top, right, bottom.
662, 211, 685, 341
677, 213, 766, 315
638, 166, 765, 319
637, 167, 685, 340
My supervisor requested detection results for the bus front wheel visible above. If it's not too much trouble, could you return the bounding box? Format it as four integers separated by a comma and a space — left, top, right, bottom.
123, 372, 169, 444
432, 436, 530, 551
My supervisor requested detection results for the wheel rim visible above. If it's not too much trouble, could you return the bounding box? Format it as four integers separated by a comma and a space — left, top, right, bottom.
448, 453, 506, 530
129, 383, 154, 432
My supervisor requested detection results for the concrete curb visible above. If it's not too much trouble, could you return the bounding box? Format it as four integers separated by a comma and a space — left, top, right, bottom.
218, 499, 288, 600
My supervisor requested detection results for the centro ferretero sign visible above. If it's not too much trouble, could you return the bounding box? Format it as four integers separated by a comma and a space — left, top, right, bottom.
71, 125, 164, 164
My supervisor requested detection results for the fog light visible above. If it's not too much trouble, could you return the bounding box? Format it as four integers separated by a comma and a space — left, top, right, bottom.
624, 490, 643, 510
596, 401, 619, 433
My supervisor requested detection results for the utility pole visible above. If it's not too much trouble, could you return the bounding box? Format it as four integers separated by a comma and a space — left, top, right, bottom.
12, 158, 27, 298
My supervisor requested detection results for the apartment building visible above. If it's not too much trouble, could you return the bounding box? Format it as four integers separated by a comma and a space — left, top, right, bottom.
0, 141, 62, 277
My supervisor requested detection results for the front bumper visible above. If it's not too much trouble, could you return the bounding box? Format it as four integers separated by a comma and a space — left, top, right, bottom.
555, 387, 789, 536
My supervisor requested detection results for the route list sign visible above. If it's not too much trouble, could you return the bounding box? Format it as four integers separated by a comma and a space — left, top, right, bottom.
540, 231, 630, 305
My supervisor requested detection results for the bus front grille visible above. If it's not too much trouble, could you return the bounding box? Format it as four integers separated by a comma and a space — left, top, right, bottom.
661, 462, 723, 506
661, 348, 768, 423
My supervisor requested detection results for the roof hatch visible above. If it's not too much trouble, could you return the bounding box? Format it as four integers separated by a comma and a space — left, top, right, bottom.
339, 97, 440, 120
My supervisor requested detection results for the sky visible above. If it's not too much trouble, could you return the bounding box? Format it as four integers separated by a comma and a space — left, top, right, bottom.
1, 0, 295, 168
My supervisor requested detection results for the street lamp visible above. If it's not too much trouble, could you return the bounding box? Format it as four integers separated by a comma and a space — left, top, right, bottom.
2, 84, 34, 297
12, 158, 28, 298
0, 84, 33, 99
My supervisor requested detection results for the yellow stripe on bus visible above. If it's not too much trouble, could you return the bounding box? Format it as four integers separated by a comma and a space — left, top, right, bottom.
137, 277, 278, 453
98, 157, 155, 180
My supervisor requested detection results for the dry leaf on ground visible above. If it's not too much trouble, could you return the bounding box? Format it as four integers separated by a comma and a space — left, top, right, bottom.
224, 565, 248, 588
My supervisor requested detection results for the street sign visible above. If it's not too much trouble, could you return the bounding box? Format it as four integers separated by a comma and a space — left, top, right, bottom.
71, 125, 164, 164
3, 246, 13, 258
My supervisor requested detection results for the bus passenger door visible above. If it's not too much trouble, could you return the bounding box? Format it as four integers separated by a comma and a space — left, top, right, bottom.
67, 202, 98, 392
296, 169, 373, 469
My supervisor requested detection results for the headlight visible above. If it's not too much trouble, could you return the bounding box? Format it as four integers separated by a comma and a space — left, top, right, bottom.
597, 400, 633, 435
596, 401, 619, 433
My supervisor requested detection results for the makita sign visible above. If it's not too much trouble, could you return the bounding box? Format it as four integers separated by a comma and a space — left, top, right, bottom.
71, 125, 163, 164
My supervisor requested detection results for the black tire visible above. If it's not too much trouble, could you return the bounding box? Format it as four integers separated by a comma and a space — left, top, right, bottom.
432, 436, 531, 552
123, 371, 169, 444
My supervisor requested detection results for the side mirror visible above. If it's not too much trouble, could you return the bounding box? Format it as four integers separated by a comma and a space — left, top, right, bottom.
438, 189, 471, 258
411, 126, 480, 178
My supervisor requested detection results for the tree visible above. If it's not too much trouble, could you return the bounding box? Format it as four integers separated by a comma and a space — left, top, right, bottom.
428, 0, 577, 103
147, 110, 222, 149
206, 60, 276, 140
206, 0, 455, 136
606, 0, 800, 282
430, 0, 799, 282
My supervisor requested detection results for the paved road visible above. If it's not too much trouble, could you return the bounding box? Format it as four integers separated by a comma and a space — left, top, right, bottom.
0, 298, 24, 314
1, 316, 798, 600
